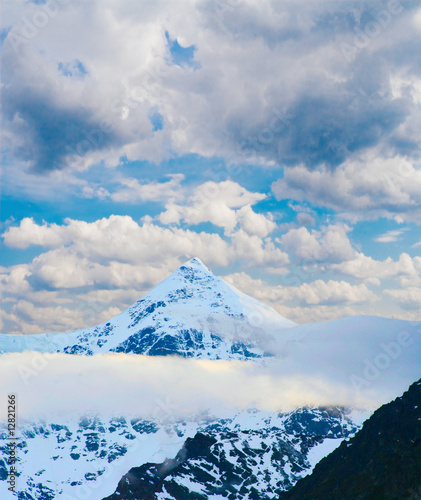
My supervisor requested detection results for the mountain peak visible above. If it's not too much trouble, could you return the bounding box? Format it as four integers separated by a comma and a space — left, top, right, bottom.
180, 257, 212, 274
0, 257, 296, 358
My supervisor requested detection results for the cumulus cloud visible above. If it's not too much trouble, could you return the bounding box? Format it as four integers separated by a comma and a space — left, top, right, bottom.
3, 216, 228, 265
385, 287, 421, 309
2, 213, 419, 333
279, 225, 356, 263
158, 180, 274, 236
2, 0, 420, 175
2, 214, 285, 271
2, 179, 275, 243
1, 0, 421, 337
0, 215, 290, 333
237, 206, 277, 237
0, 265, 32, 295
0, 300, 91, 336
224, 272, 377, 309
231, 230, 289, 267
333, 252, 421, 287
272, 155, 421, 222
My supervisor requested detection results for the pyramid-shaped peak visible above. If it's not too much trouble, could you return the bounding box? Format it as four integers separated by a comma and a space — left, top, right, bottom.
0, 254, 297, 357
180, 257, 212, 274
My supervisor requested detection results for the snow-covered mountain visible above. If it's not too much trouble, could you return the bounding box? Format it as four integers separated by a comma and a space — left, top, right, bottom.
101, 407, 367, 500
0, 407, 366, 500
0, 258, 296, 360
0, 257, 420, 499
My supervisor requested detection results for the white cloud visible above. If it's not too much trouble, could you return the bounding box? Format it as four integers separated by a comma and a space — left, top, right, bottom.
3, 214, 420, 333
3, 216, 230, 266
0, 349, 411, 422
158, 180, 275, 236
272, 155, 421, 222
296, 212, 315, 227
0, 265, 32, 295
279, 227, 320, 261
4, 0, 419, 177
2, 214, 285, 272
30, 249, 107, 288
374, 229, 406, 243
76, 288, 144, 308
292, 280, 377, 306
1, 0, 421, 337
279, 225, 355, 263
1, 300, 86, 335
231, 231, 289, 267
237, 205, 276, 237
333, 252, 421, 287
224, 272, 377, 309
385, 287, 421, 309
1, 215, 290, 333
3, 218, 67, 249
110, 174, 185, 203
0, 290, 124, 335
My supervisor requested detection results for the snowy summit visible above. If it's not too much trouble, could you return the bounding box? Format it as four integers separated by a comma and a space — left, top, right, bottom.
0, 257, 296, 359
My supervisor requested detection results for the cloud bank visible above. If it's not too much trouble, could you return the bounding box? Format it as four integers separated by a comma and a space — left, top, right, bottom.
1, 316, 419, 422
0, 353, 379, 421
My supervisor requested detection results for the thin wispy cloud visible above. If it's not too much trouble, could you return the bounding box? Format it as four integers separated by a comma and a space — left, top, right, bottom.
374, 229, 406, 243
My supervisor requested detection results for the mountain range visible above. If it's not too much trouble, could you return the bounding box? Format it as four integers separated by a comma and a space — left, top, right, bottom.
0, 258, 420, 499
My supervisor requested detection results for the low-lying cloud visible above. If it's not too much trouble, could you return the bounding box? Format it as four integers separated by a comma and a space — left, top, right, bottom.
1, 347, 418, 422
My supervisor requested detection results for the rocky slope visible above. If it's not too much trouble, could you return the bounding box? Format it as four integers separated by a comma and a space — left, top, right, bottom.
279, 379, 421, 500
101, 406, 361, 500
0, 407, 365, 500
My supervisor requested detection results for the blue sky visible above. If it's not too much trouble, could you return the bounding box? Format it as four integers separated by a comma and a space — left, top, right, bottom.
1, 0, 421, 334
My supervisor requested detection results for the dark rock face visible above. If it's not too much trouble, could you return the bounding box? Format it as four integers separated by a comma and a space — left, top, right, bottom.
103, 433, 217, 500
112, 326, 223, 357
279, 379, 421, 500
